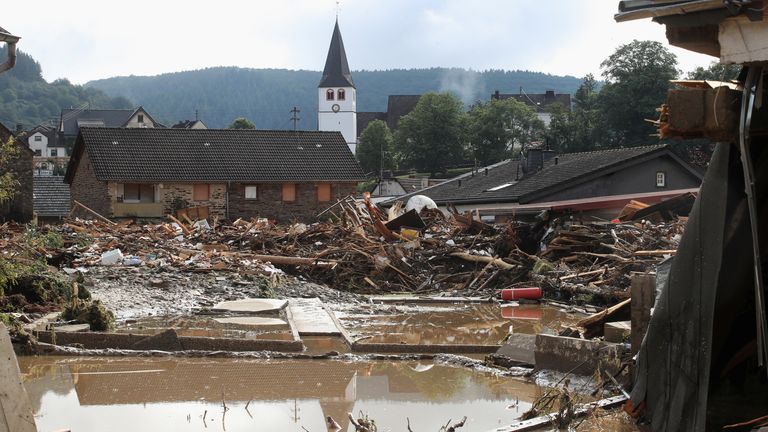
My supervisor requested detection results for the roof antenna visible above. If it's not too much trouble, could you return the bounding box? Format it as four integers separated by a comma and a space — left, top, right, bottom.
336, 0, 341, 19
195, 109, 199, 121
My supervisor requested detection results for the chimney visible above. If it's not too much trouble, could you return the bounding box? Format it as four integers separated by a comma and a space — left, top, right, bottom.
545, 90, 555, 102
493, 90, 500, 100
542, 149, 556, 163
15, 123, 23, 134
527, 148, 544, 173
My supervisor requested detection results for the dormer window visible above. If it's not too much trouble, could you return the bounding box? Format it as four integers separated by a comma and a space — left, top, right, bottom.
337, 89, 345, 101
326, 89, 335, 101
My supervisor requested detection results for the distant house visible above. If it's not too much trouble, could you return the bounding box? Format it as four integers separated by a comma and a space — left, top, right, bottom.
0, 122, 33, 222
371, 176, 445, 200
357, 95, 421, 136
385, 145, 703, 221
21, 124, 68, 176
33, 175, 70, 223
64, 128, 365, 222
171, 119, 207, 129
492, 89, 571, 126
58, 106, 162, 147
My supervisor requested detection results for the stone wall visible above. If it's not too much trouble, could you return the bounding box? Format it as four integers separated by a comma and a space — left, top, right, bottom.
159, 183, 227, 218
0, 138, 34, 222
69, 151, 111, 218
230, 182, 357, 222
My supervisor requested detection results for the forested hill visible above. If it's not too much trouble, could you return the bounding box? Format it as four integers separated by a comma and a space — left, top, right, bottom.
86, 67, 584, 129
0, 46, 132, 130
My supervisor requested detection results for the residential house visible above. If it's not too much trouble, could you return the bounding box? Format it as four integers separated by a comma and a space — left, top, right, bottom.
64, 128, 365, 222
385, 144, 703, 221
58, 106, 162, 148
171, 119, 207, 129
0, 122, 33, 222
357, 95, 421, 137
22, 124, 68, 175
33, 175, 70, 224
492, 89, 571, 126
370, 175, 445, 201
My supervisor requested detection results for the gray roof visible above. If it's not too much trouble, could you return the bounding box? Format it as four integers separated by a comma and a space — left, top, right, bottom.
388, 145, 698, 205
65, 128, 365, 183
319, 20, 355, 88
60, 108, 135, 137
357, 95, 422, 135
492, 91, 571, 112
33, 176, 71, 217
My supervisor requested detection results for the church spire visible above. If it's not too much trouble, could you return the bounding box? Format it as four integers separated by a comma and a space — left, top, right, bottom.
319, 19, 354, 88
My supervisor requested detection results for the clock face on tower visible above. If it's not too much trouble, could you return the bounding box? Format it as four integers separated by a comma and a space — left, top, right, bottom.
331, 103, 340, 113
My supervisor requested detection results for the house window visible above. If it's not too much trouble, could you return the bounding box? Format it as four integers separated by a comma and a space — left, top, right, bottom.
193, 184, 210, 201
34, 149, 41, 156
124, 183, 155, 203
34, 135, 42, 142
50, 149, 58, 157
317, 183, 331, 202
245, 185, 258, 200
337, 89, 345, 101
326, 89, 334, 101
138, 114, 144, 123
282, 183, 296, 202
656, 171, 666, 187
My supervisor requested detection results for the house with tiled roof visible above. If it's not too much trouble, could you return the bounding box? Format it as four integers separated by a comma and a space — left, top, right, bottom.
58, 106, 163, 147
64, 127, 365, 222
357, 95, 422, 136
385, 144, 703, 221
492, 89, 571, 127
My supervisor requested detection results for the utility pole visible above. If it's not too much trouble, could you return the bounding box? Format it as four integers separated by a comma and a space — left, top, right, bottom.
290, 106, 300, 131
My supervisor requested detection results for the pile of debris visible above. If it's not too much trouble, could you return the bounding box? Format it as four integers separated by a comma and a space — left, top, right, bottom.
2, 194, 687, 315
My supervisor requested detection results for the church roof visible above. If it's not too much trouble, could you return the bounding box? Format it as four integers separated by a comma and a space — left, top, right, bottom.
319, 20, 355, 88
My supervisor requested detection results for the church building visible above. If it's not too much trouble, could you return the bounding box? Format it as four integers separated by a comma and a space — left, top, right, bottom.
318, 20, 357, 155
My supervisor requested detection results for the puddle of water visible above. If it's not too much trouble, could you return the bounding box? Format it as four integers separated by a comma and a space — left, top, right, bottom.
338, 303, 581, 345
115, 315, 295, 341
19, 356, 545, 432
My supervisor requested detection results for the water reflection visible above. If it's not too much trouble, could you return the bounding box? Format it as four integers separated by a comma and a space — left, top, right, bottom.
19, 356, 541, 432
340, 304, 581, 345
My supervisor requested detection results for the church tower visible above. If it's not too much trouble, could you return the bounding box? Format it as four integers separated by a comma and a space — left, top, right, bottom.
318, 19, 357, 155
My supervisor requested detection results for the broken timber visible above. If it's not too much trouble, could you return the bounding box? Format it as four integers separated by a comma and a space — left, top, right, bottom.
485, 395, 628, 432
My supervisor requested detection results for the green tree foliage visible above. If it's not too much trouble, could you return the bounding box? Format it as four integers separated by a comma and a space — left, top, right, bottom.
227, 117, 256, 129
546, 75, 607, 153
686, 61, 741, 81
598, 40, 679, 146
394, 92, 467, 175
0, 46, 132, 129
356, 120, 394, 175
87, 67, 584, 129
467, 98, 544, 166
0, 138, 20, 203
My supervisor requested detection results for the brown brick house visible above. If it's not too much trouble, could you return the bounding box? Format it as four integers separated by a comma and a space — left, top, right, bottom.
64, 128, 365, 222
0, 122, 34, 222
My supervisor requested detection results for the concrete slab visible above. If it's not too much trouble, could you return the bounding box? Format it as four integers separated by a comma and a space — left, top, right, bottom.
604, 321, 631, 343
0, 323, 38, 432
213, 317, 287, 327
534, 334, 621, 376
495, 333, 536, 365
211, 298, 287, 314
53, 323, 91, 332
287, 298, 340, 336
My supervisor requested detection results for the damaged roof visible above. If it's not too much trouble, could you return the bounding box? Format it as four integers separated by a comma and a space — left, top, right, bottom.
65, 127, 366, 183
388, 145, 702, 206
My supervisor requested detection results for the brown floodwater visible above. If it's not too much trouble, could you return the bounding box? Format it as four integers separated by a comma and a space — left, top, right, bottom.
115, 314, 295, 341
338, 303, 582, 345
19, 356, 544, 432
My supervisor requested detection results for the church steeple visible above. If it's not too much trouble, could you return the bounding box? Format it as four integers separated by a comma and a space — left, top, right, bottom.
319, 20, 355, 88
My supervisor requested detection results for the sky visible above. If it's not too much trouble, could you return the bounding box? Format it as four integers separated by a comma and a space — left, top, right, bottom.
4, 0, 716, 84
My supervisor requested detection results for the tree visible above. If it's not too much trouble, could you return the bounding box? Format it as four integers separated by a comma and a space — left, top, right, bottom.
686, 61, 741, 81
394, 92, 466, 175
356, 120, 394, 175
467, 98, 544, 166
545, 75, 607, 153
227, 117, 256, 129
0, 138, 20, 204
599, 40, 679, 146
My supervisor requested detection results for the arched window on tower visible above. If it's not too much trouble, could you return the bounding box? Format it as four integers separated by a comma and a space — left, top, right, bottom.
337, 89, 346, 101
326, 89, 334, 101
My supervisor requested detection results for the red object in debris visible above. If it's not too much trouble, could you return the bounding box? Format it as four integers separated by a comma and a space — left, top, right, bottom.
501, 306, 543, 320
500, 287, 542, 301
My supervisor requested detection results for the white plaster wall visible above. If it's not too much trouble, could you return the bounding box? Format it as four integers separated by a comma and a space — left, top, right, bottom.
318, 87, 357, 154
28, 133, 47, 155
